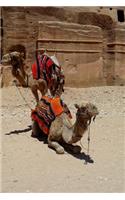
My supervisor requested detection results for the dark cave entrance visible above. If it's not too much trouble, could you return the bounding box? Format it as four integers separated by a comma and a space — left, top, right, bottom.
117, 10, 124, 22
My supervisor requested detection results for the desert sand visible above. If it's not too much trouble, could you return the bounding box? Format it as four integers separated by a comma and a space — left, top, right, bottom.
0, 85, 125, 192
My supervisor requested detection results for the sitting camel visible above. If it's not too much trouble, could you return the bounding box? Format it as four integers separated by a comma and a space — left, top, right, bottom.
1, 51, 65, 102
31, 98, 99, 154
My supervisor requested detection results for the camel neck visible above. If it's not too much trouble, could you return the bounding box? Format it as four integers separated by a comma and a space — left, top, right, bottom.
70, 117, 88, 143
73, 118, 88, 135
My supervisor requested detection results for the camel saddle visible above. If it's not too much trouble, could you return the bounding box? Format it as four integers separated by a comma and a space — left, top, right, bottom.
31, 96, 72, 135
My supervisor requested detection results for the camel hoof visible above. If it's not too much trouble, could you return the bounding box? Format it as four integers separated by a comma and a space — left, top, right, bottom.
72, 145, 82, 154
56, 146, 65, 154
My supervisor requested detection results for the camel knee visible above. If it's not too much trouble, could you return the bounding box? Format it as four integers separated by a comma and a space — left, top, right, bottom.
31, 83, 39, 102
48, 138, 64, 154
31, 79, 47, 102
38, 79, 47, 96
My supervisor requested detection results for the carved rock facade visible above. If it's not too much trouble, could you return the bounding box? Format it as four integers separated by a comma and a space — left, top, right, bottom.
1, 7, 125, 87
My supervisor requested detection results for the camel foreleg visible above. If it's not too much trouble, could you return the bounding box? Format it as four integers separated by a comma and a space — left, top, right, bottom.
31, 79, 47, 103
48, 134, 64, 154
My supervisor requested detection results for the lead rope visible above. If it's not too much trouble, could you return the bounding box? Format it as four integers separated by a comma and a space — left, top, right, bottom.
85, 125, 91, 164
80, 124, 91, 165
14, 81, 33, 110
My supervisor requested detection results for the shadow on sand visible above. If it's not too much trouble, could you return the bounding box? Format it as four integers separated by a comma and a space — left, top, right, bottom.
5, 125, 32, 135
5, 126, 94, 164
35, 135, 94, 164
61, 143, 94, 164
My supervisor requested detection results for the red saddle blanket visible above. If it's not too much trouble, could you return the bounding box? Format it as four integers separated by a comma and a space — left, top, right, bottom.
32, 54, 62, 86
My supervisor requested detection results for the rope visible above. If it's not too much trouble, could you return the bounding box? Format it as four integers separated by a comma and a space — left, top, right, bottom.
79, 124, 91, 165
87, 125, 91, 155
14, 81, 33, 110
85, 125, 91, 164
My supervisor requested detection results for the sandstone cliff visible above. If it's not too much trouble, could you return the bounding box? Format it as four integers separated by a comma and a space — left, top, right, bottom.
1, 7, 125, 87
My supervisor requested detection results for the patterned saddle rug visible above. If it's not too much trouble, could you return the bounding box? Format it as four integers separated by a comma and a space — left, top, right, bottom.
32, 54, 64, 86
31, 96, 72, 135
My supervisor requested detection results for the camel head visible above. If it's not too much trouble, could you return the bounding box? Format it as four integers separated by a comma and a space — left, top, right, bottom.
1, 51, 24, 67
1, 53, 11, 65
74, 102, 99, 124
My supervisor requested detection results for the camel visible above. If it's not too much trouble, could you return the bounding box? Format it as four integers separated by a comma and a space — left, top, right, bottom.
32, 100, 99, 154
1, 51, 65, 102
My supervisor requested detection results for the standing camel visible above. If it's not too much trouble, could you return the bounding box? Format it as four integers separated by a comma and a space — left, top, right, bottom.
1, 51, 65, 102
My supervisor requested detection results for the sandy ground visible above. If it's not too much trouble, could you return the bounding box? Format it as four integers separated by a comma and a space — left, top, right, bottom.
0, 85, 125, 193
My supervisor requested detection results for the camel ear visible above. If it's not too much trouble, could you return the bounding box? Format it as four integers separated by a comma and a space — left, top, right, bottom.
74, 104, 80, 109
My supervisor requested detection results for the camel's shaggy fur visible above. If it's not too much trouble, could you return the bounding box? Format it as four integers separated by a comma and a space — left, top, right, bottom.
32, 102, 99, 154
